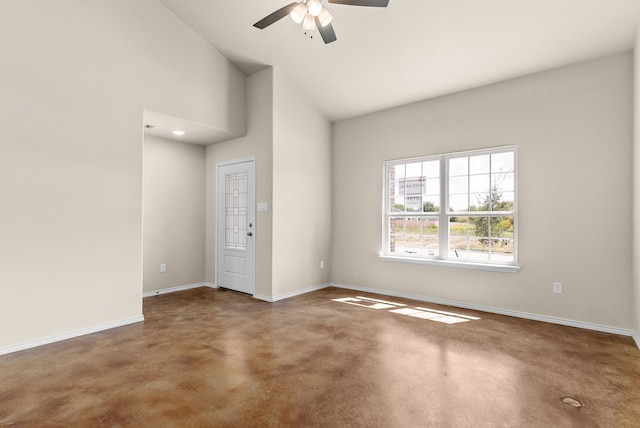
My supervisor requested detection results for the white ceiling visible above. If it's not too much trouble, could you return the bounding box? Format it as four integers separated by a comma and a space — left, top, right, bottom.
157, 0, 640, 123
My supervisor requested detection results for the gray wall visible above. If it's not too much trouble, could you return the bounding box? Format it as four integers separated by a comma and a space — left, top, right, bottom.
332, 53, 633, 329
271, 69, 332, 298
206, 67, 332, 300
143, 136, 206, 292
0, 0, 245, 351
206, 68, 275, 298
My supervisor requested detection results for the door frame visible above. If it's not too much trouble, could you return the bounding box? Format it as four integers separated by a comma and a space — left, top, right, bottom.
215, 156, 256, 295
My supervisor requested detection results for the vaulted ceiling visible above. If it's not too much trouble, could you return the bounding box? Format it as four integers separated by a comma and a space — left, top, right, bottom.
158, 0, 640, 122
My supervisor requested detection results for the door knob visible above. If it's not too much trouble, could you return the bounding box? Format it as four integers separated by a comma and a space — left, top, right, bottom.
247, 232, 253, 237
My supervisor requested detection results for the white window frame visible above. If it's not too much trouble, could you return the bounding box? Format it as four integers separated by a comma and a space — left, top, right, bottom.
381, 146, 520, 273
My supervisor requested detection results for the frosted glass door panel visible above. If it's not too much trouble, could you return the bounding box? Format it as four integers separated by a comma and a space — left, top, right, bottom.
225, 173, 247, 250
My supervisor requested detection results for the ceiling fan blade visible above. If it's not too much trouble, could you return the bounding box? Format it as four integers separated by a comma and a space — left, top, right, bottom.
253, 2, 298, 29
316, 19, 337, 44
328, 0, 389, 7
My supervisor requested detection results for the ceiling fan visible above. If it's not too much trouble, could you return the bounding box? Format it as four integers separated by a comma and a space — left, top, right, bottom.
253, 0, 389, 44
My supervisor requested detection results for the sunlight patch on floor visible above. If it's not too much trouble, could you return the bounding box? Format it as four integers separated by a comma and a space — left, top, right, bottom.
332, 296, 480, 324
332, 296, 406, 310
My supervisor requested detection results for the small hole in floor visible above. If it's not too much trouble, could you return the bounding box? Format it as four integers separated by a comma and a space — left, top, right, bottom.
561, 397, 583, 408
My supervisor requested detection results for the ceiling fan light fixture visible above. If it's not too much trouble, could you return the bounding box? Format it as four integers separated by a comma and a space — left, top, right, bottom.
255, 0, 389, 44
303, 12, 317, 31
307, 0, 322, 17
317, 7, 333, 27
290, 3, 307, 24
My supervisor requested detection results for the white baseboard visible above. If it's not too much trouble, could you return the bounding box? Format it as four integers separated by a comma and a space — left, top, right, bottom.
143, 282, 216, 298
330, 282, 636, 338
254, 283, 331, 303
7, 283, 634, 356
0, 315, 144, 356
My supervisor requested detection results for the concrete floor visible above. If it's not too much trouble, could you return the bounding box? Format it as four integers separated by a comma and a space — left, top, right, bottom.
1, 286, 639, 427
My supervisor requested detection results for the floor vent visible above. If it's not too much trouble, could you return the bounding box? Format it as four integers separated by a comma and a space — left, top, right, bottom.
561, 397, 583, 408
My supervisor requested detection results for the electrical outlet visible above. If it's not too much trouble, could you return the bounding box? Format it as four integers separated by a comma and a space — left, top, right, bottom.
160, 263, 166, 273
320, 260, 325, 269
553, 282, 563, 294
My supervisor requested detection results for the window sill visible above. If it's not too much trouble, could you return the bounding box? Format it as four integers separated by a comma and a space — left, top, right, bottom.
379, 255, 521, 273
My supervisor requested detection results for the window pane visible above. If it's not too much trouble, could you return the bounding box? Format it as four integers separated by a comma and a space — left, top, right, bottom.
493, 215, 514, 237
388, 217, 405, 255
470, 193, 490, 211
425, 177, 440, 196
493, 172, 514, 192
491, 152, 514, 173
501, 192, 515, 208
389, 217, 439, 257
450, 215, 514, 262
470, 216, 490, 244
471, 192, 514, 212
470, 155, 490, 174
449, 176, 468, 194
406, 162, 422, 179
423, 160, 440, 178
389, 164, 406, 212
490, 215, 515, 263
470, 174, 490, 193
401, 217, 421, 255
391, 196, 405, 212
449, 217, 469, 258
397, 162, 424, 212
419, 217, 439, 256
405, 195, 422, 212
422, 196, 439, 213
451, 217, 491, 262
449, 157, 468, 176
449, 194, 469, 212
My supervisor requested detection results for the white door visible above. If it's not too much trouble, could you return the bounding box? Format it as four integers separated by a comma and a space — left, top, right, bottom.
216, 158, 256, 295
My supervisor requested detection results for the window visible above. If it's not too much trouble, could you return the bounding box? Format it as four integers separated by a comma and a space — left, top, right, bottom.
383, 146, 518, 272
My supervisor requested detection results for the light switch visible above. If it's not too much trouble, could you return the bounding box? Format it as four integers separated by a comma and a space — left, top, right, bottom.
257, 202, 269, 212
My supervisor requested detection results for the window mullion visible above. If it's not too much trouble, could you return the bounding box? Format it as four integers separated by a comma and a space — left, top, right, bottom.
383, 163, 389, 254
439, 156, 448, 259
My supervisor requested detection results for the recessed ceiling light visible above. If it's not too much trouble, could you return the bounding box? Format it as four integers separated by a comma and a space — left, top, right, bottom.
172, 130, 185, 136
